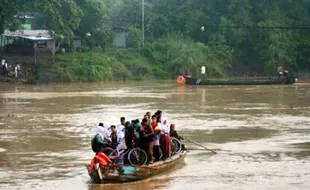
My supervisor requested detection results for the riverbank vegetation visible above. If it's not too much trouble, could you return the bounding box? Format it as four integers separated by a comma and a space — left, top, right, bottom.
35, 34, 232, 82
1, 0, 310, 83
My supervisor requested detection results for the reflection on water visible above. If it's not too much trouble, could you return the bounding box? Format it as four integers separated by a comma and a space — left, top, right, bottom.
1, 81, 310, 190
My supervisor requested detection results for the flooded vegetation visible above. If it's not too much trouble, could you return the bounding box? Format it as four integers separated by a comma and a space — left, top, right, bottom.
1, 81, 310, 189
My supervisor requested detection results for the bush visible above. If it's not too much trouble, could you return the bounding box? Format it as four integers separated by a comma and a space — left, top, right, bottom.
127, 27, 142, 48
142, 34, 232, 77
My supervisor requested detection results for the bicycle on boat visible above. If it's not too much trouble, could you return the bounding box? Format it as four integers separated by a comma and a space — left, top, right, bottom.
101, 142, 148, 166
99, 137, 183, 165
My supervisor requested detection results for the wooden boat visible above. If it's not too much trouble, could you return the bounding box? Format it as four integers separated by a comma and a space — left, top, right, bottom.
87, 151, 187, 183
177, 75, 297, 85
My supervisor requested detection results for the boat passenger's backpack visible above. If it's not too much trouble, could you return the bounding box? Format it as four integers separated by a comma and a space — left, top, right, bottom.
91, 134, 99, 153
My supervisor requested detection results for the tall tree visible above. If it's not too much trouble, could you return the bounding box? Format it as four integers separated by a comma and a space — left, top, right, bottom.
0, 0, 29, 34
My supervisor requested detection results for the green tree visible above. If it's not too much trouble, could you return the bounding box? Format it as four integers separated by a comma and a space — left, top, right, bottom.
34, 0, 82, 41
127, 26, 142, 48
0, 0, 29, 34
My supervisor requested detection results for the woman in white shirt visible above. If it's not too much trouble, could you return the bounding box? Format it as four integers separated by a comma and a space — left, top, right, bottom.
159, 119, 171, 159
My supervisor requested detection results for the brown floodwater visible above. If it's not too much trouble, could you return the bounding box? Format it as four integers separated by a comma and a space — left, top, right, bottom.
1, 81, 310, 190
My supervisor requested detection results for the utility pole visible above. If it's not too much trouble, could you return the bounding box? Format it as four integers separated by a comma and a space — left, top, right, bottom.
142, 0, 145, 46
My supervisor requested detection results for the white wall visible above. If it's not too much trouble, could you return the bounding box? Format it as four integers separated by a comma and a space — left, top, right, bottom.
114, 32, 128, 48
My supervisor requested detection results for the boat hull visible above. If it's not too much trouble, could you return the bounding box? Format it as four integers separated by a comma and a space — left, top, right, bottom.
183, 76, 296, 85
88, 151, 187, 183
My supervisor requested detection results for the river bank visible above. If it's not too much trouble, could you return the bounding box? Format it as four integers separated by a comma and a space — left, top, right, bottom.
1, 48, 308, 84
0, 49, 169, 84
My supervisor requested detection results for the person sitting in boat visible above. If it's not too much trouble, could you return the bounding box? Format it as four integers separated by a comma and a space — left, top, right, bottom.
91, 123, 111, 154
170, 124, 186, 150
170, 124, 184, 141
140, 118, 154, 164
151, 115, 161, 162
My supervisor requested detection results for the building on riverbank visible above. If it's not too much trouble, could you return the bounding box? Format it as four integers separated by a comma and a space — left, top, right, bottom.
0, 30, 55, 56
105, 18, 133, 48
0, 12, 83, 77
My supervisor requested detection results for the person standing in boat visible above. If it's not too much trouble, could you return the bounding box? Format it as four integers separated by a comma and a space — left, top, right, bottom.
152, 115, 161, 162
116, 124, 126, 163
160, 119, 171, 159
124, 121, 136, 164
134, 119, 141, 146
155, 110, 163, 124
117, 117, 126, 131
110, 125, 117, 147
145, 112, 151, 122
156, 110, 172, 158
140, 118, 154, 164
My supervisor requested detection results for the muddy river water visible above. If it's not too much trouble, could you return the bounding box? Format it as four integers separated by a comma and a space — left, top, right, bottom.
0, 81, 310, 190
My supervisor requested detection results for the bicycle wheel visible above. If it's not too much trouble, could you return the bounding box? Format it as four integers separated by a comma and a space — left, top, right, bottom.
171, 137, 182, 155
128, 147, 148, 165
101, 147, 116, 157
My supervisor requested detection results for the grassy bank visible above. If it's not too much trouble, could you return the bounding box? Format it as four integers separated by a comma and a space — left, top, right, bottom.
34, 35, 232, 83
1, 35, 233, 83
35, 49, 163, 83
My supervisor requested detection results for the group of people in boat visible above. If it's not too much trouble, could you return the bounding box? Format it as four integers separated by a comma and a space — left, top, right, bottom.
91, 110, 183, 164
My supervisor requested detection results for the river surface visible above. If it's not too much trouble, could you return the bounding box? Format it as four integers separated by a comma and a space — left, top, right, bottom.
0, 81, 310, 190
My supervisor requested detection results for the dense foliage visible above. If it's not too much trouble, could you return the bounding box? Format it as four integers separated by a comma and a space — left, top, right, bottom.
1, 0, 310, 79
109, 0, 310, 75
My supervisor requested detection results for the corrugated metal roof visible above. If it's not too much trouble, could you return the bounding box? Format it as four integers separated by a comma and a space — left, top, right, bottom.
1, 30, 54, 41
